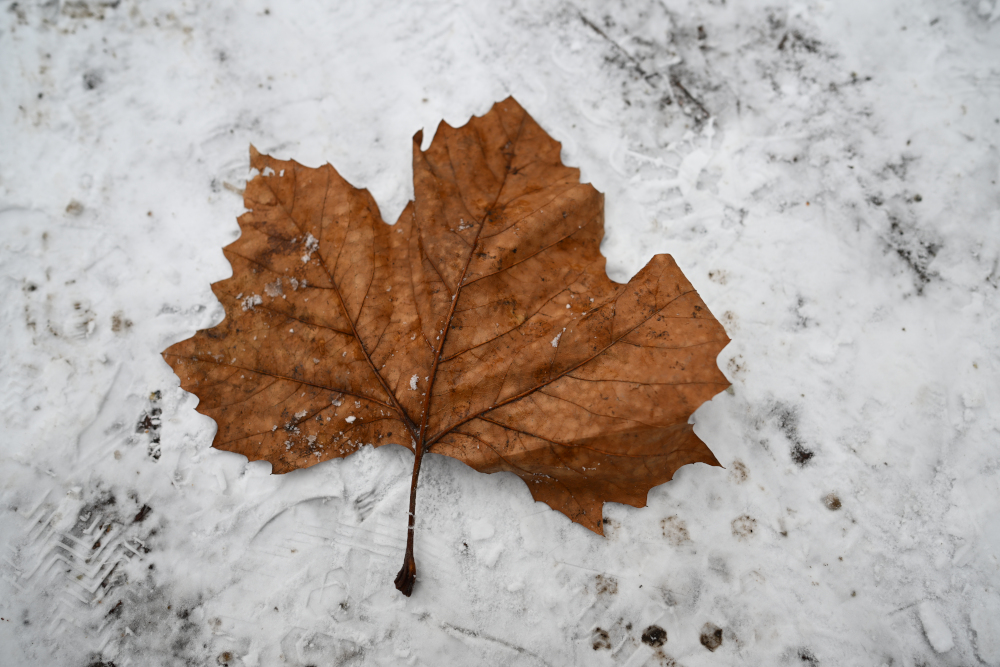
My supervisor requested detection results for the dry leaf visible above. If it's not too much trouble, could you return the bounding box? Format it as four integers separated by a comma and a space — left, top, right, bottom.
162, 97, 730, 596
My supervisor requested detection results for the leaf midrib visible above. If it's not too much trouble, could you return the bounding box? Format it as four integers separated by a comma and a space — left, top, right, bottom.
415, 110, 530, 448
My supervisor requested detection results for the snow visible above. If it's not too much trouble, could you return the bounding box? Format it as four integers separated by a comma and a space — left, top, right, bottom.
971, 596, 1000, 665
410, 374, 419, 391
240, 293, 262, 312
918, 601, 954, 653
301, 233, 319, 263
469, 519, 495, 541
2, 1, 999, 666
264, 277, 283, 297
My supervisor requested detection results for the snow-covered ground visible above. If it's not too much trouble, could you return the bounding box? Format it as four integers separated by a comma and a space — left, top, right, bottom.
2, 1, 999, 665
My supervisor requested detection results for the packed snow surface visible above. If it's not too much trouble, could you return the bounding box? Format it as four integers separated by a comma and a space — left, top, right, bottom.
2, 1, 999, 666
918, 600, 955, 653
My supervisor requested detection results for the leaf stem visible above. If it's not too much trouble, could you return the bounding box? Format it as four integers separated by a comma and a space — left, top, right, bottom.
394, 120, 524, 595
393, 441, 424, 596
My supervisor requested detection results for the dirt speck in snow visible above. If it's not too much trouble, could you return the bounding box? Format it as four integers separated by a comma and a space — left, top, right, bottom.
595, 574, 618, 596
700, 623, 723, 651
661, 515, 691, 545
729, 459, 749, 483
642, 625, 667, 647
732, 514, 757, 540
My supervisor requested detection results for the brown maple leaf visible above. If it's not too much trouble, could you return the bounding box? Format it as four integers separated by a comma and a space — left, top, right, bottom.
163, 97, 730, 596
